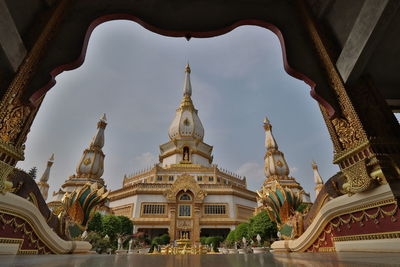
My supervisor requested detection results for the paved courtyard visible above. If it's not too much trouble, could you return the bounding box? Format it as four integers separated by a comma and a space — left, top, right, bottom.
1, 252, 400, 267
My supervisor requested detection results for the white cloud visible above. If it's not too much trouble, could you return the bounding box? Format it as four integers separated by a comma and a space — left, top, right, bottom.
236, 162, 265, 191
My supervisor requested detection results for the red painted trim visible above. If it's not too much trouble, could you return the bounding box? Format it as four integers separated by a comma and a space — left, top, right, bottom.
29, 14, 336, 117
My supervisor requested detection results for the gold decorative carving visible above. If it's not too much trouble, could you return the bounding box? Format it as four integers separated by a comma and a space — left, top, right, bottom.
331, 118, 362, 150
0, 104, 31, 144
330, 202, 398, 229
0, 211, 50, 254
342, 160, 372, 194
0, 161, 14, 194
333, 231, 400, 242
83, 158, 91, 166
164, 174, 207, 202
176, 219, 192, 229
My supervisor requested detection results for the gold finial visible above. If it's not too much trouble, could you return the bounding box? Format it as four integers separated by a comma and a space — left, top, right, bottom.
100, 113, 107, 122
311, 160, 318, 170
185, 63, 191, 74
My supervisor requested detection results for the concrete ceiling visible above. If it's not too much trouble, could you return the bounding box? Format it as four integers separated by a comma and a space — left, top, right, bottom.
0, 0, 399, 112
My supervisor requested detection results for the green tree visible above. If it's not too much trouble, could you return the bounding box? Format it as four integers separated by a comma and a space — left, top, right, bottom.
87, 212, 103, 233
28, 167, 37, 180
248, 211, 277, 242
102, 215, 121, 241
225, 230, 236, 246
117, 216, 133, 235
234, 223, 250, 241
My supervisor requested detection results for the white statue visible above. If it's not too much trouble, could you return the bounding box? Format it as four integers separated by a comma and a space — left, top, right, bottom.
81, 230, 88, 240
128, 239, 133, 252
104, 234, 110, 241
242, 237, 247, 248
256, 234, 262, 246
118, 237, 123, 250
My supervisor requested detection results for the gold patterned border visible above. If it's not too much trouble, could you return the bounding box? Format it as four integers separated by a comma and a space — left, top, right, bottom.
0, 208, 56, 254
333, 231, 400, 242
299, 197, 397, 252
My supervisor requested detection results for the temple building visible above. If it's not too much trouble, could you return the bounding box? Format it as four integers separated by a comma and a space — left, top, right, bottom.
256, 116, 311, 212
48, 114, 110, 212
109, 65, 257, 242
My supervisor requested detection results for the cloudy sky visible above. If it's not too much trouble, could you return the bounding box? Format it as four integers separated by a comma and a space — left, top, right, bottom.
17, 20, 340, 200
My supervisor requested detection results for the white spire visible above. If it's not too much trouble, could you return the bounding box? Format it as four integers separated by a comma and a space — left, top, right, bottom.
90, 113, 107, 149
39, 153, 54, 183
74, 114, 107, 182
263, 116, 289, 177
37, 153, 54, 201
183, 63, 192, 97
312, 161, 324, 197
263, 117, 278, 151
168, 64, 204, 141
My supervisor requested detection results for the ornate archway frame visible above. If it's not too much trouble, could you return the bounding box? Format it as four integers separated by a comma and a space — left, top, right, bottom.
0, 0, 399, 197
164, 174, 207, 203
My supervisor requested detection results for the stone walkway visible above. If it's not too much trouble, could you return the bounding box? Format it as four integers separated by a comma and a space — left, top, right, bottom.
1, 252, 399, 267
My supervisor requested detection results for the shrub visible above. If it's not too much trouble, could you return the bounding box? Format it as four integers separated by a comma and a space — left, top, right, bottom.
248, 210, 277, 243
87, 212, 103, 233
159, 234, 170, 245
234, 223, 250, 241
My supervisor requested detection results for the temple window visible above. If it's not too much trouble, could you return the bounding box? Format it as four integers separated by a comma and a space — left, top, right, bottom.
179, 194, 191, 201
197, 176, 203, 181
209, 176, 214, 182
183, 146, 190, 161
204, 204, 227, 215
179, 205, 191, 217
156, 176, 162, 181
169, 176, 174, 181
142, 204, 166, 215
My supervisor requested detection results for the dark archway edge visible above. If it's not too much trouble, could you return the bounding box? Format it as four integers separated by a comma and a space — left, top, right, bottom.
28, 10, 337, 117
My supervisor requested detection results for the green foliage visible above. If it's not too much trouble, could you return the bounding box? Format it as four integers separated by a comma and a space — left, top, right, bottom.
234, 223, 250, 241
87, 212, 103, 233
159, 233, 170, 245
248, 211, 277, 243
117, 216, 133, 235
224, 211, 278, 247
28, 167, 37, 180
204, 236, 223, 251
225, 230, 236, 247
87, 231, 111, 254
68, 224, 82, 238
102, 215, 121, 241
200, 236, 207, 245
296, 203, 308, 213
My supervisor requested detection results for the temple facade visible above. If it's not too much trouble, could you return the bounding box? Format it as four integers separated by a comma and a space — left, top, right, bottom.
109, 65, 257, 242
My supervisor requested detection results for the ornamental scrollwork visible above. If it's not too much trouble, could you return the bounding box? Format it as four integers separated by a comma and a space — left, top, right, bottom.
164, 174, 207, 202
331, 117, 362, 150
342, 160, 373, 194
0, 103, 31, 144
